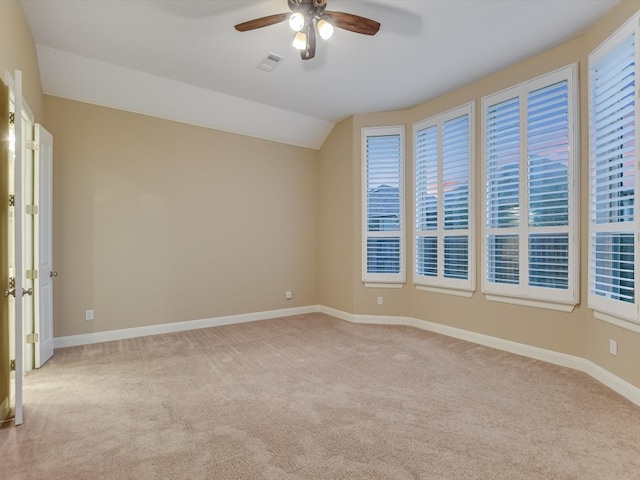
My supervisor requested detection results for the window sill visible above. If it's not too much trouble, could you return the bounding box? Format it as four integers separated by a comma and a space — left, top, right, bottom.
484, 294, 576, 312
363, 282, 404, 289
593, 310, 640, 334
415, 285, 474, 298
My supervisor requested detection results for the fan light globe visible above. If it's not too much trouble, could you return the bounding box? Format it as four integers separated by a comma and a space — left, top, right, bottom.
317, 19, 334, 40
293, 31, 307, 50
289, 12, 305, 32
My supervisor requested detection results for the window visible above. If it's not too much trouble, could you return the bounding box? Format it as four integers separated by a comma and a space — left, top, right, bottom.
481, 65, 578, 310
362, 126, 405, 287
414, 103, 475, 296
588, 15, 640, 329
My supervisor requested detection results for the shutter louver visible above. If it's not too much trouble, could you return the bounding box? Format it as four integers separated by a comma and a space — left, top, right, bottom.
367, 135, 401, 234
592, 233, 634, 302
444, 236, 469, 279
528, 81, 569, 228
367, 238, 401, 274
487, 234, 519, 284
443, 115, 469, 230
486, 97, 520, 230
416, 236, 437, 276
485, 97, 521, 286
528, 234, 569, 289
415, 126, 438, 277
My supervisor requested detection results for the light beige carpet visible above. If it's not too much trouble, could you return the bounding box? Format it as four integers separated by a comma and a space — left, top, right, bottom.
1, 313, 639, 479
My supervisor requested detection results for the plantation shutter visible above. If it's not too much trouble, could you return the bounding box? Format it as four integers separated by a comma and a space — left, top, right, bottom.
589, 31, 637, 319
415, 125, 438, 276
363, 127, 405, 285
443, 114, 470, 280
483, 65, 577, 307
414, 103, 474, 293
486, 96, 521, 285
527, 80, 570, 290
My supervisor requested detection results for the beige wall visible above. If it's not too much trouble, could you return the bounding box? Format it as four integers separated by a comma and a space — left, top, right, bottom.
0, 0, 43, 121
317, 1, 640, 388
317, 117, 356, 312
45, 96, 318, 337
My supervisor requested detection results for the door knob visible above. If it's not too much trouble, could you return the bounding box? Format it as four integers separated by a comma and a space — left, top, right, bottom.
22, 288, 33, 297
50, 271, 58, 278
3, 288, 15, 297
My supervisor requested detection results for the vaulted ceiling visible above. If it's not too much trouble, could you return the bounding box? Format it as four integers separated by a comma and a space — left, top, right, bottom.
19, 0, 619, 148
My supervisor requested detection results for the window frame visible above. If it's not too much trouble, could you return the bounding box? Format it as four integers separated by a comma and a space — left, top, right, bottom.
588, 14, 640, 331
361, 125, 406, 287
413, 102, 476, 297
481, 64, 579, 311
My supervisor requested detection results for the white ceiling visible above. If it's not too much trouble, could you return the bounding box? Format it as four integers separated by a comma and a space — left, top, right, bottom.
19, 0, 619, 149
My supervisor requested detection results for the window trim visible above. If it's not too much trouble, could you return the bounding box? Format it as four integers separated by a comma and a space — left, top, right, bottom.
361, 125, 406, 287
413, 102, 476, 296
587, 13, 640, 329
480, 64, 579, 311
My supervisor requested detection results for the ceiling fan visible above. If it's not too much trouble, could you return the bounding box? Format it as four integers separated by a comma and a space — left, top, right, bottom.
234, 0, 381, 60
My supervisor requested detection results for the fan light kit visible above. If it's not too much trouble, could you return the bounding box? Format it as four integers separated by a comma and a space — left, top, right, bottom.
235, 0, 380, 60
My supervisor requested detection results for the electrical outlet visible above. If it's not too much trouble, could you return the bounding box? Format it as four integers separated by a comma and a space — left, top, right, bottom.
285, 291, 292, 300
86, 309, 94, 321
377, 296, 383, 305
609, 339, 618, 356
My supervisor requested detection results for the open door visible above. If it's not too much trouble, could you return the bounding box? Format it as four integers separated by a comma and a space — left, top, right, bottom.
0, 72, 53, 425
0, 79, 10, 421
34, 124, 53, 367
7, 71, 25, 426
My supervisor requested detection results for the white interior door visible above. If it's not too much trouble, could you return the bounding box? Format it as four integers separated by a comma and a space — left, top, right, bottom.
8, 71, 24, 426
34, 124, 53, 368
1, 78, 11, 422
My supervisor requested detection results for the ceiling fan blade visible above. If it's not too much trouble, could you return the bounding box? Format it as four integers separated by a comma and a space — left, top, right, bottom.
322, 11, 380, 36
301, 25, 316, 60
234, 13, 288, 32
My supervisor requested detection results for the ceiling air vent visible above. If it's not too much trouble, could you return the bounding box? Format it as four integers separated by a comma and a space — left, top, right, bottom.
256, 53, 284, 73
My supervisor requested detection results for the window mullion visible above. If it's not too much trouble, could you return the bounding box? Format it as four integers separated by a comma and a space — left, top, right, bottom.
520, 86, 530, 295
437, 122, 444, 279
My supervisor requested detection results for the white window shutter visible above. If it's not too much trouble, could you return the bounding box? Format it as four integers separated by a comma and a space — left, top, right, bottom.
414, 103, 475, 294
588, 24, 638, 324
362, 126, 405, 286
482, 65, 578, 308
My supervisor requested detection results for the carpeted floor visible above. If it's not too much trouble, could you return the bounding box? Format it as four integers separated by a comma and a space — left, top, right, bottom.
1, 313, 639, 479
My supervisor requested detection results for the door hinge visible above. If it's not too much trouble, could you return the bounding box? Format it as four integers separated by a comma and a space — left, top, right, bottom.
26, 269, 38, 280
26, 333, 38, 344
26, 205, 38, 215
10, 360, 15, 372
8, 194, 15, 207
27, 140, 39, 151
8, 112, 14, 125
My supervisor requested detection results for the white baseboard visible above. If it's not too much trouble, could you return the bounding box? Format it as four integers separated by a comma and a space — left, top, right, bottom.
53, 304, 640, 408
53, 305, 317, 349
318, 305, 640, 408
